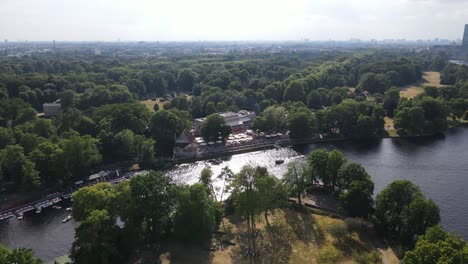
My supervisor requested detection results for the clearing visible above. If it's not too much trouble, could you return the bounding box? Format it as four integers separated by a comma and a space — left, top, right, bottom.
140, 98, 166, 112
133, 207, 399, 264
399, 71, 445, 99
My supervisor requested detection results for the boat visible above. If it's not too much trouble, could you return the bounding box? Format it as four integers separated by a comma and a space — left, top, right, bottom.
62, 215, 72, 223
66, 207, 72, 211
17, 214, 24, 220
52, 205, 62, 210
35, 206, 42, 214
275, 160, 284, 165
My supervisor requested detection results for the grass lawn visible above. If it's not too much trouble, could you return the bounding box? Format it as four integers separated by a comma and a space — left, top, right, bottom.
140, 98, 166, 112
384, 117, 398, 137
400, 71, 445, 99
133, 207, 398, 264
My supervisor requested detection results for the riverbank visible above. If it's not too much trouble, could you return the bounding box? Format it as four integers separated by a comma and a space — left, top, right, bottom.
171, 122, 468, 165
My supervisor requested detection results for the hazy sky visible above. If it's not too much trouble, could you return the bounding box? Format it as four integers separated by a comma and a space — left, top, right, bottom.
0, 0, 467, 41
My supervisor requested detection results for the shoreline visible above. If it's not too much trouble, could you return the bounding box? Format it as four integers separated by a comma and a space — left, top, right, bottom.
170, 123, 468, 165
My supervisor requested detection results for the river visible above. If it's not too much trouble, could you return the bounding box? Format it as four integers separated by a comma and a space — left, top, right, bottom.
1, 127, 467, 262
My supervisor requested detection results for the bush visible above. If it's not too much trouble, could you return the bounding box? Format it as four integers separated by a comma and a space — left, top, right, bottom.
355, 251, 382, 264
316, 245, 343, 263
345, 217, 373, 233
328, 222, 349, 242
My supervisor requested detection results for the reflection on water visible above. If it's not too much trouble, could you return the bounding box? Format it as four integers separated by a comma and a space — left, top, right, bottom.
1, 127, 467, 261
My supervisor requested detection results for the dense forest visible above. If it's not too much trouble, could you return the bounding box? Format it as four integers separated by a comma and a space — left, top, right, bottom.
1, 48, 466, 194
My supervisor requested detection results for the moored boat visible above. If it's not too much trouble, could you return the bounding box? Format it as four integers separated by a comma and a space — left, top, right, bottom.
275, 160, 284, 165
62, 215, 72, 223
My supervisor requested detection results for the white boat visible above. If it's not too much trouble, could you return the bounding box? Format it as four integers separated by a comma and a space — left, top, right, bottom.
17, 214, 24, 220
36, 206, 42, 214
52, 205, 62, 210
66, 207, 72, 211
62, 215, 72, 223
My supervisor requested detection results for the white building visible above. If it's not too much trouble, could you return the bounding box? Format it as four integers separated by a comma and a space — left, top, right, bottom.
194, 110, 256, 134
43, 100, 62, 117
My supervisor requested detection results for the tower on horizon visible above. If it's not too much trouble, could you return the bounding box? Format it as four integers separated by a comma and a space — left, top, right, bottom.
462, 24, 468, 49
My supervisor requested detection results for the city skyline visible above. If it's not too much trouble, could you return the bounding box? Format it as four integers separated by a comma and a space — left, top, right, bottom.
0, 0, 467, 41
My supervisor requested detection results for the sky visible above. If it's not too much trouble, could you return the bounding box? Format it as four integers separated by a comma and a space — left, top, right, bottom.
0, 0, 467, 41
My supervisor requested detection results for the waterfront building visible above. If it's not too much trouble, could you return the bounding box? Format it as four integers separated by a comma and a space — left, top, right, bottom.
194, 110, 256, 135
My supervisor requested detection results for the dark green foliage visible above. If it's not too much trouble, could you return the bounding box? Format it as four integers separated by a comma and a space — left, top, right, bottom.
174, 184, 220, 241
287, 107, 317, 138
375, 180, 440, 246
0, 244, 42, 264
72, 209, 123, 264
403, 225, 468, 264
129, 171, 177, 242
200, 114, 231, 141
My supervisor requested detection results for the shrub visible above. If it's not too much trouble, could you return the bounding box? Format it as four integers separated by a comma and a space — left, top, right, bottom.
355, 251, 382, 264
345, 217, 373, 233
328, 222, 349, 242
316, 245, 343, 263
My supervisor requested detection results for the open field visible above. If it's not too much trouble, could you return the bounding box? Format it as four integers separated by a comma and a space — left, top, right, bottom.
133, 208, 398, 264
140, 98, 166, 112
384, 117, 397, 137
399, 71, 444, 99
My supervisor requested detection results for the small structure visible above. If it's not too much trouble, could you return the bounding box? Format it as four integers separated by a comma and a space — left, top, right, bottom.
175, 128, 194, 148
43, 99, 62, 117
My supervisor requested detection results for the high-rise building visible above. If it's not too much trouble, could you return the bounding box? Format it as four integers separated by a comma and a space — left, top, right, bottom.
462, 24, 468, 49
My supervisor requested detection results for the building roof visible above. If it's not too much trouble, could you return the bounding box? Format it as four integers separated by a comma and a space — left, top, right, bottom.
175, 128, 193, 144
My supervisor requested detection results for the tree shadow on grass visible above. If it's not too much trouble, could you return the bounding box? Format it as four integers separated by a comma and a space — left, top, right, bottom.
284, 208, 325, 246
133, 240, 214, 264
230, 212, 295, 264
166, 240, 214, 264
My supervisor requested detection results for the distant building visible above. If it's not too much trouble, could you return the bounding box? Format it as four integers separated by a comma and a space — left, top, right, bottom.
194, 110, 256, 135
43, 100, 62, 117
462, 24, 468, 50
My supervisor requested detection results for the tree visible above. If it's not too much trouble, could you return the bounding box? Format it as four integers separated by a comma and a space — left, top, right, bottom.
0, 127, 15, 148
252, 105, 287, 132
174, 184, 219, 241
375, 180, 440, 246
357, 73, 390, 94
283, 161, 308, 207
339, 180, 374, 218
355, 115, 375, 139
326, 149, 347, 190
205, 101, 217, 115
57, 135, 102, 181
308, 149, 329, 187
287, 107, 317, 138
0, 244, 42, 264
403, 225, 468, 264
336, 162, 371, 191
72, 183, 115, 221
72, 209, 122, 264
230, 166, 262, 256
177, 69, 197, 92
394, 106, 425, 136
149, 110, 183, 153
283, 80, 305, 102
200, 113, 231, 141
129, 171, 176, 242
0, 145, 40, 191
383, 87, 400, 117
255, 167, 287, 225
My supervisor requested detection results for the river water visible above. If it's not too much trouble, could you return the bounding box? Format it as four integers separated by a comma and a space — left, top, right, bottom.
1, 127, 467, 262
